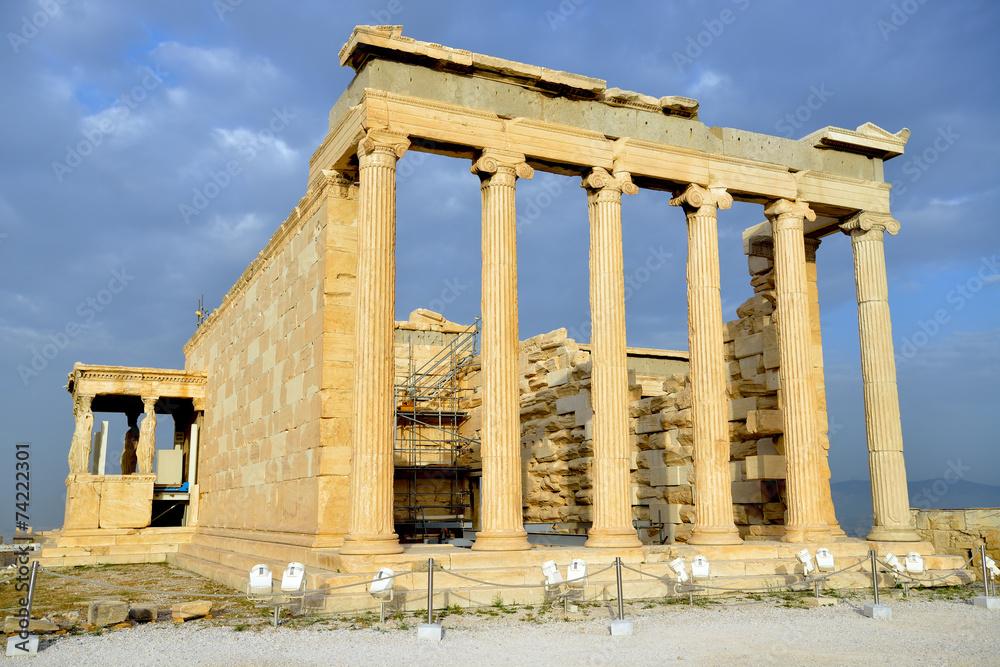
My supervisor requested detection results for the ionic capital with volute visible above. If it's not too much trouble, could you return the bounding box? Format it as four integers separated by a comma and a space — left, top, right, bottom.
581, 167, 638, 200
357, 129, 410, 163
670, 183, 732, 214
471, 149, 534, 185
764, 198, 816, 228
840, 211, 900, 237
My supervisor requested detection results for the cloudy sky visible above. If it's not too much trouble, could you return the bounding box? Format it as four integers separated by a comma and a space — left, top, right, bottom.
1, 0, 997, 533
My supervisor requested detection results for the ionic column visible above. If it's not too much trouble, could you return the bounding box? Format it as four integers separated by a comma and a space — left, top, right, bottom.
764, 199, 831, 543
671, 184, 743, 545
341, 129, 410, 556
841, 212, 920, 542
68, 393, 95, 474
136, 395, 158, 474
471, 149, 532, 552
582, 167, 642, 549
803, 239, 846, 537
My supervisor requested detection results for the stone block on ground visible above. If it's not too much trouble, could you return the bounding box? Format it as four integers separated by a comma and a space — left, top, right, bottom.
973, 596, 999, 609
417, 623, 443, 640
3, 616, 60, 634
88, 601, 128, 626
128, 605, 158, 622
171, 600, 213, 621
862, 603, 891, 619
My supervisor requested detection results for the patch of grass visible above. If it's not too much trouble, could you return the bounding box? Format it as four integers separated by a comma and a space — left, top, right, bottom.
233, 624, 248, 632
491, 593, 504, 609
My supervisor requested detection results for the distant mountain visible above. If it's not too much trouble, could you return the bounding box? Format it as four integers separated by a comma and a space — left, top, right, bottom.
832, 479, 1000, 538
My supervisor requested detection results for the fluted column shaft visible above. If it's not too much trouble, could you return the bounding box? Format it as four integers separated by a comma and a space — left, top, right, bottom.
672, 184, 743, 545
341, 130, 409, 555
842, 212, 920, 542
471, 150, 532, 551
68, 393, 95, 474
136, 395, 158, 474
765, 199, 832, 543
582, 168, 642, 549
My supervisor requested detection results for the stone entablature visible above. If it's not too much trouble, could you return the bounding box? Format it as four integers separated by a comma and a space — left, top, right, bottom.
67, 363, 207, 404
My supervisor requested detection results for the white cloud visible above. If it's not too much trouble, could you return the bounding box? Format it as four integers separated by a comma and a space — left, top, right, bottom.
207, 213, 264, 243
688, 69, 728, 98
153, 42, 279, 81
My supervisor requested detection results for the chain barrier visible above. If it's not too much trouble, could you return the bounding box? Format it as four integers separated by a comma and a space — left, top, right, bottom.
876, 553, 976, 585
27, 547, 993, 613
37, 563, 428, 599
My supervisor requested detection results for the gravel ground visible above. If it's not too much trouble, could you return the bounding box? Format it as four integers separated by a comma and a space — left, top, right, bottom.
12, 599, 998, 666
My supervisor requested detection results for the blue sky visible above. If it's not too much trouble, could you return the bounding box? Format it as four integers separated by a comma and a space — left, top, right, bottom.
1, 0, 997, 532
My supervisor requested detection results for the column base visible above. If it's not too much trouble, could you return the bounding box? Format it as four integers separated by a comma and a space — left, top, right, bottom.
339, 533, 403, 555
471, 530, 532, 552
585, 528, 642, 549
828, 523, 848, 538
867, 525, 921, 542
782, 524, 833, 543
688, 526, 743, 545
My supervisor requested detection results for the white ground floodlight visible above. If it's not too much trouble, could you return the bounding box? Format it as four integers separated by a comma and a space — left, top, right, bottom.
815, 548, 835, 572
905, 552, 924, 575
370, 567, 395, 602
796, 549, 815, 576
691, 556, 710, 580
566, 559, 588, 590
669, 557, 689, 584
281, 562, 306, 596
986, 555, 1000, 578
542, 560, 564, 592
370, 567, 395, 623
884, 553, 905, 574
247, 563, 273, 603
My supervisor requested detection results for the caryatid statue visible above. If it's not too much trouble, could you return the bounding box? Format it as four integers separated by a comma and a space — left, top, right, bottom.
136, 396, 158, 474
68, 394, 95, 474
120, 410, 140, 475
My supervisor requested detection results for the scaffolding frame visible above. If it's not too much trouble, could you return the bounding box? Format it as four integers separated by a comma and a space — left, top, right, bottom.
393, 319, 479, 541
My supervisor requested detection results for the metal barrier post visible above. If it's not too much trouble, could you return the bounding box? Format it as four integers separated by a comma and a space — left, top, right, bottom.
25, 561, 39, 619
870, 550, 879, 606
427, 558, 434, 626
615, 557, 624, 621
982, 545, 990, 597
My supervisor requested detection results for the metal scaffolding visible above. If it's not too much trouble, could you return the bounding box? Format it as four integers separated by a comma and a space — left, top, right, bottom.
393, 319, 479, 541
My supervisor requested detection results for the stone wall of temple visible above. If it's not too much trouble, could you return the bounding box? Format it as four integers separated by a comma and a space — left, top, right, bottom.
912, 508, 1000, 559
183, 177, 358, 541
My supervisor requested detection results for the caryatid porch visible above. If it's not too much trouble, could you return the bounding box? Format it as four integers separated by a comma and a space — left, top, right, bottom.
328, 26, 922, 553
63, 364, 207, 532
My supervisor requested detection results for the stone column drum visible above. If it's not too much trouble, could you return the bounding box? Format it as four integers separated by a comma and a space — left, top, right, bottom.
842, 211, 920, 542
136, 395, 158, 475
68, 393, 95, 474
471, 149, 532, 551
765, 199, 832, 543
582, 167, 642, 549
671, 184, 743, 545
341, 129, 410, 555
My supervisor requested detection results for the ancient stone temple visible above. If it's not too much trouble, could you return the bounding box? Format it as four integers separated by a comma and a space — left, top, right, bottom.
46, 25, 964, 606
